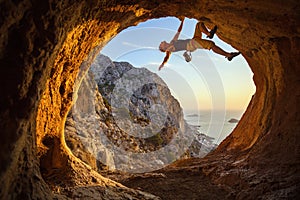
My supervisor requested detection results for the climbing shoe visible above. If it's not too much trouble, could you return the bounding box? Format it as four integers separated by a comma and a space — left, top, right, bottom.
183, 51, 192, 62
207, 25, 218, 39
227, 52, 241, 61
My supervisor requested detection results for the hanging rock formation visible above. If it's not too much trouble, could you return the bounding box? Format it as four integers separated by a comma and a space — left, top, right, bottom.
0, 0, 299, 199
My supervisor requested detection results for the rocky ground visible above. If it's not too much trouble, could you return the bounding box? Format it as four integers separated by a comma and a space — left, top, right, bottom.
117, 170, 229, 200
98, 158, 230, 200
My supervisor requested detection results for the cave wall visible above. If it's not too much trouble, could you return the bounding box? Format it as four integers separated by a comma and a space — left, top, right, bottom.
0, 0, 299, 199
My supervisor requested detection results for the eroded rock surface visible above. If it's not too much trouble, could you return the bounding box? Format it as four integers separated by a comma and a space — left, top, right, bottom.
0, 0, 299, 199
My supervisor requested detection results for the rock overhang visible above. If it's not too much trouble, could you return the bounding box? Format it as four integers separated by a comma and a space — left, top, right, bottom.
0, 0, 299, 199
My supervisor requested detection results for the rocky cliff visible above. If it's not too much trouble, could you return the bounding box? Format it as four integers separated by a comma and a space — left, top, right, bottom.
0, 0, 299, 199
65, 54, 216, 173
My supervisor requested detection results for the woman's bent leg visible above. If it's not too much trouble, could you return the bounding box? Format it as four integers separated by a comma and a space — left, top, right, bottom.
211, 45, 231, 57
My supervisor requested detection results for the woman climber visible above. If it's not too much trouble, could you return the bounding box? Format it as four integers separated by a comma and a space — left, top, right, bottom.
158, 18, 240, 70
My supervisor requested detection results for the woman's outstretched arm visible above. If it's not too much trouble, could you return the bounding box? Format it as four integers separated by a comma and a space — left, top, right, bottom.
171, 18, 184, 42
159, 18, 184, 70
159, 51, 171, 70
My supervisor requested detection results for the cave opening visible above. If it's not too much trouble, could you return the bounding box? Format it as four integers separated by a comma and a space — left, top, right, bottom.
63, 17, 256, 175
120, 18, 255, 144
99, 17, 256, 145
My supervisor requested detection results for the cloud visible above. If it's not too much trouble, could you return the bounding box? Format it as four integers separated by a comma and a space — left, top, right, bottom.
122, 41, 144, 48
144, 62, 171, 68
122, 41, 158, 50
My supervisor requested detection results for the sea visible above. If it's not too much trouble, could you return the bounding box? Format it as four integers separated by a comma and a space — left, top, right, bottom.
184, 109, 245, 144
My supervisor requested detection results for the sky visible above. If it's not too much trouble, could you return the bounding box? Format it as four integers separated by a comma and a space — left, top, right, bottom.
101, 17, 256, 113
